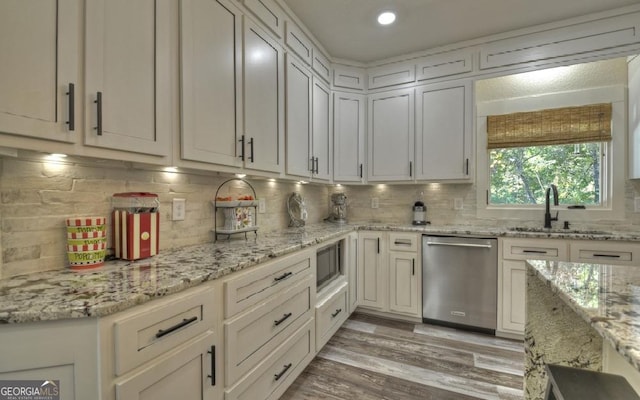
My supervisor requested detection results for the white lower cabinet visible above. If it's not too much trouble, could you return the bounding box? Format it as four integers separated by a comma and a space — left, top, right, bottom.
315, 280, 349, 351
225, 319, 315, 400
222, 248, 316, 397
498, 238, 568, 337
115, 331, 218, 400
357, 231, 422, 319
101, 283, 222, 400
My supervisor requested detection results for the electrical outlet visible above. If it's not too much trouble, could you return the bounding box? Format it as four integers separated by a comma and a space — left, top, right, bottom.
371, 198, 379, 208
635, 197, 640, 213
258, 198, 266, 213
454, 198, 463, 210
172, 198, 186, 221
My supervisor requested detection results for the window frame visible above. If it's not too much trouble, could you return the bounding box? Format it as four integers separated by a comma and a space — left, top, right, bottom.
475, 86, 626, 222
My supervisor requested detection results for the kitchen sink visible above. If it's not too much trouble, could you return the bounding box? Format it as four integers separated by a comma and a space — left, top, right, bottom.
506, 226, 610, 235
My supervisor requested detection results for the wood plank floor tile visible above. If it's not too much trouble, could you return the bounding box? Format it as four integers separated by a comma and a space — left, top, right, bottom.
281, 313, 525, 400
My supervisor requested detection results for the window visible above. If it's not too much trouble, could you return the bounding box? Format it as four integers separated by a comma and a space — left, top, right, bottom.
486, 103, 611, 207
489, 142, 603, 205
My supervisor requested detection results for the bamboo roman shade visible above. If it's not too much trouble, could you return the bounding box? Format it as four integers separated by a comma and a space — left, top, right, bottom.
486, 103, 612, 149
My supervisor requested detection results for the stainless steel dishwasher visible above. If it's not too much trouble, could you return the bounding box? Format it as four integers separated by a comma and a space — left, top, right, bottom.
422, 235, 498, 334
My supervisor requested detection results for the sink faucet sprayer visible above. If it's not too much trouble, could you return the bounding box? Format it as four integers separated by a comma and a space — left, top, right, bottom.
544, 184, 559, 229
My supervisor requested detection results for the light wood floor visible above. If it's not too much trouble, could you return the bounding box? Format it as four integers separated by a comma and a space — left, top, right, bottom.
281, 313, 524, 400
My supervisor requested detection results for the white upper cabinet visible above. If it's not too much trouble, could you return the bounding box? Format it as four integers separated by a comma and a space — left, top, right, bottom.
0, 0, 79, 143
333, 92, 365, 183
285, 55, 313, 178
312, 77, 331, 180
180, 0, 242, 167
312, 50, 332, 84
368, 63, 415, 89
242, 0, 285, 39
333, 65, 366, 91
285, 22, 312, 65
416, 51, 473, 81
415, 80, 472, 181
368, 88, 415, 182
84, 0, 171, 156
242, 19, 284, 174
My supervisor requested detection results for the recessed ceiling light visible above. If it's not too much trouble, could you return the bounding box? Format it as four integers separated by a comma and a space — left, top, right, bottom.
377, 11, 396, 25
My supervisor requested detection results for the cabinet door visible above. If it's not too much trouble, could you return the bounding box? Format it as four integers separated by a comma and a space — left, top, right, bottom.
629, 55, 640, 179
243, 19, 284, 173
368, 88, 414, 182
180, 0, 242, 167
85, 0, 171, 156
415, 81, 472, 180
333, 92, 366, 182
115, 331, 219, 400
0, 0, 79, 142
312, 77, 331, 181
389, 252, 420, 316
499, 260, 526, 333
347, 232, 359, 313
357, 232, 386, 310
285, 55, 312, 178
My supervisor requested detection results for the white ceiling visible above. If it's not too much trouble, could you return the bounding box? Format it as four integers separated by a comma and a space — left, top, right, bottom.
282, 0, 640, 63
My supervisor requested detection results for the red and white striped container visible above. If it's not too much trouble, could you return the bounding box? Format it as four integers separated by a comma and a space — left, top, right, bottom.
112, 192, 160, 260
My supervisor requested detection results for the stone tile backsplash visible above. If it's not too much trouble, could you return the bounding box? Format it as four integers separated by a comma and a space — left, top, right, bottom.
0, 155, 328, 278
2, 154, 640, 278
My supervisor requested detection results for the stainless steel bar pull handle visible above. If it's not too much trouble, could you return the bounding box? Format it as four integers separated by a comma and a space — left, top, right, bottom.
66, 83, 75, 131
359, 163, 363, 178
274, 363, 292, 381
94, 91, 103, 135
394, 240, 412, 246
249, 137, 255, 162
274, 312, 292, 326
522, 249, 547, 254
593, 253, 621, 258
412, 259, 415, 275
427, 242, 493, 249
331, 308, 342, 318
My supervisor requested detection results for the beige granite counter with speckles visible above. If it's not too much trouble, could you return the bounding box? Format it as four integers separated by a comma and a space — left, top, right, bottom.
527, 259, 640, 375
2, 222, 640, 324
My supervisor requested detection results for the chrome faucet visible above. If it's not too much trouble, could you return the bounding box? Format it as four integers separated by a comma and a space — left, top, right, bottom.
544, 184, 559, 229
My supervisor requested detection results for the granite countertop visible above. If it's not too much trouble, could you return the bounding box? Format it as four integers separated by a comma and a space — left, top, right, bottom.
527, 259, 640, 373
2, 221, 640, 324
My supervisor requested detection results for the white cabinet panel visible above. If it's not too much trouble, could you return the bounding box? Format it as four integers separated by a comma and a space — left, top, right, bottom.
629, 55, 640, 179
415, 80, 472, 181
368, 88, 414, 182
389, 252, 419, 316
285, 22, 312, 65
500, 260, 526, 333
312, 50, 332, 84
480, 12, 640, 69
0, 0, 79, 142
84, 0, 171, 156
180, 0, 242, 166
357, 232, 386, 310
285, 55, 312, 177
333, 65, 366, 90
312, 77, 331, 180
416, 51, 473, 81
333, 92, 365, 182
243, 19, 284, 173
368, 63, 415, 89
242, 0, 285, 38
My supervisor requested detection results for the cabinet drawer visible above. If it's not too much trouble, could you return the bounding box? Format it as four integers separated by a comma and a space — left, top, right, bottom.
224, 276, 313, 385
502, 238, 568, 261
224, 250, 312, 318
570, 240, 638, 266
416, 51, 473, 81
389, 232, 418, 252
113, 285, 215, 376
316, 281, 348, 351
225, 319, 315, 400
